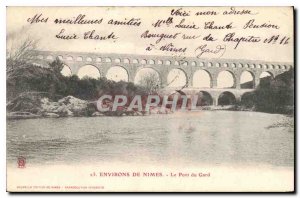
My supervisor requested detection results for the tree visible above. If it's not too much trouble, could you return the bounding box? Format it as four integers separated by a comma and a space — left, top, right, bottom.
48, 57, 64, 74
241, 69, 294, 114
138, 72, 160, 94
6, 30, 39, 81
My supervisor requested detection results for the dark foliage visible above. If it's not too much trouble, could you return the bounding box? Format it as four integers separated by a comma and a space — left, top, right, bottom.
7, 59, 148, 102
241, 69, 294, 114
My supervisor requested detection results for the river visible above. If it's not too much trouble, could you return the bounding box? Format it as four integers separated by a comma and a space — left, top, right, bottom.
7, 111, 294, 168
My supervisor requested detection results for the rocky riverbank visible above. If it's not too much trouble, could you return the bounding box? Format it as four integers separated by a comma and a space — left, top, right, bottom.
9, 93, 290, 120
6, 94, 174, 119
7, 95, 90, 119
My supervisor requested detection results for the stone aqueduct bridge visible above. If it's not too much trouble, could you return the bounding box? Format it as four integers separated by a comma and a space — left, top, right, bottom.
31, 50, 293, 105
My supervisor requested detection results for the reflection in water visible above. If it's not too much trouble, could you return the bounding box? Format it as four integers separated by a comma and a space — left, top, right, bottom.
7, 111, 294, 167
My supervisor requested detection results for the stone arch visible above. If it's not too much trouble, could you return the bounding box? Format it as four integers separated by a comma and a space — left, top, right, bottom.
191, 61, 197, 66
157, 60, 163, 65
167, 68, 188, 87
123, 58, 130, 64
105, 57, 112, 63
148, 59, 155, 64
258, 71, 274, 87
165, 60, 171, 65
106, 66, 129, 82
231, 63, 236, 68
132, 59, 139, 64
77, 64, 101, 79
208, 62, 213, 67
134, 67, 161, 86
216, 63, 221, 67
196, 91, 213, 106
240, 70, 255, 89
86, 57, 93, 62
217, 70, 236, 88
199, 62, 204, 67
77, 56, 83, 62
174, 61, 180, 66
57, 55, 63, 60
141, 59, 147, 64
61, 64, 72, 77
96, 57, 102, 62
66, 56, 73, 61
115, 58, 121, 63
217, 91, 236, 106
192, 69, 212, 88
260, 71, 274, 79
182, 61, 188, 66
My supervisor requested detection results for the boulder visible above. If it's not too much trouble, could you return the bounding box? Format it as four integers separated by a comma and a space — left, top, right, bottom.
56, 105, 74, 116
8, 94, 93, 118
58, 96, 88, 116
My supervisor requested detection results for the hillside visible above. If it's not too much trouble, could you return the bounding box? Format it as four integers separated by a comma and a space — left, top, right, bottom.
241, 69, 294, 114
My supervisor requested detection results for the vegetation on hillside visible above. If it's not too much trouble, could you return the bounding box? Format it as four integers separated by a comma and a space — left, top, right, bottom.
240, 69, 294, 114
7, 58, 152, 102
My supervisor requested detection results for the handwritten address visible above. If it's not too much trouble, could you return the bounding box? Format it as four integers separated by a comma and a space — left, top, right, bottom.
25, 7, 291, 59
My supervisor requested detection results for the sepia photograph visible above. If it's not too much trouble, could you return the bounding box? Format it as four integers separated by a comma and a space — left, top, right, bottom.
5, 6, 294, 192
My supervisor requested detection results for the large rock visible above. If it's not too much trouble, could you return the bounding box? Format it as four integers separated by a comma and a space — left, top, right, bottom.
40, 97, 60, 112
7, 94, 94, 117
56, 105, 74, 116
40, 96, 89, 116
58, 96, 88, 109
58, 96, 88, 116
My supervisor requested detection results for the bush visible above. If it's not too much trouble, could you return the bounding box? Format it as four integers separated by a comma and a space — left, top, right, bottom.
241, 69, 294, 114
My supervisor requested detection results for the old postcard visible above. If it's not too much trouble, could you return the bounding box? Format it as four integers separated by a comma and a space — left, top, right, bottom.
6, 6, 294, 192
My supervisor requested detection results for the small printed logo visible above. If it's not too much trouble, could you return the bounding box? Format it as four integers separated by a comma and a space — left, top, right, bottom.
17, 156, 26, 168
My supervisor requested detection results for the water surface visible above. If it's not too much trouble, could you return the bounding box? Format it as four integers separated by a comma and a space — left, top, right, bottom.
7, 111, 294, 167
